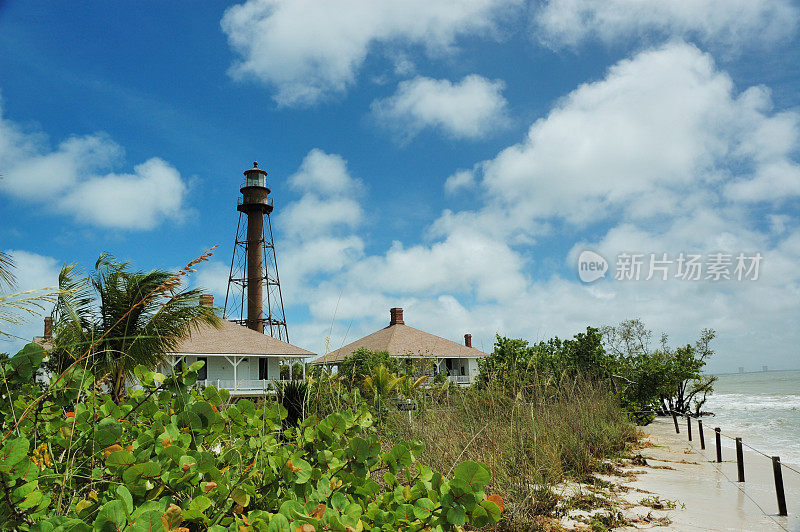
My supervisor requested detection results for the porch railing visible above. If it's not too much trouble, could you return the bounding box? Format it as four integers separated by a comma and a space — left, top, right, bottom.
447, 375, 471, 384
197, 379, 297, 393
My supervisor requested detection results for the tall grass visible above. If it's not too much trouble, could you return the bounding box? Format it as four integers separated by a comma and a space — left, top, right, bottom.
375, 376, 636, 526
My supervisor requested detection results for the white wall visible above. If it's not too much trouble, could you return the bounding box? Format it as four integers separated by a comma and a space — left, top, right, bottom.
467, 358, 479, 377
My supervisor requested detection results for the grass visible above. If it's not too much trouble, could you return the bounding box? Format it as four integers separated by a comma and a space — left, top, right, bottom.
375, 377, 637, 528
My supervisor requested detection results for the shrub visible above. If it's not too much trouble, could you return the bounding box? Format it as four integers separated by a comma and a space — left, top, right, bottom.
0, 343, 502, 531
337, 348, 398, 389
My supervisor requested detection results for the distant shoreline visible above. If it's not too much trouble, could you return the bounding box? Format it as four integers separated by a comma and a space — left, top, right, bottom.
708, 368, 800, 377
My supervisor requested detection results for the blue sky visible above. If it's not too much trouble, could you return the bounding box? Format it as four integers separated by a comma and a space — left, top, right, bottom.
1, 0, 799, 372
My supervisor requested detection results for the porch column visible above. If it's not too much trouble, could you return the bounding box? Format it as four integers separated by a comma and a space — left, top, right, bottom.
223, 355, 244, 391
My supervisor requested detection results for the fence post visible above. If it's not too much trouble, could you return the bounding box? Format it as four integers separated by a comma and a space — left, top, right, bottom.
687, 415, 692, 441
772, 457, 788, 516
715, 428, 722, 462
735, 437, 745, 482
672, 411, 680, 434
698, 419, 705, 450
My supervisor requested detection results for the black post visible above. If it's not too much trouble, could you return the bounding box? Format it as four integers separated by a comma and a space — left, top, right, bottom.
736, 437, 745, 482
687, 415, 692, 441
672, 411, 680, 434
698, 419, 705, 450
772, 457, 787, 516
715, 428, 722, 462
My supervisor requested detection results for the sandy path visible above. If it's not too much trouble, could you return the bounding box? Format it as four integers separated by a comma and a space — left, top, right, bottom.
616, 417, 800, 531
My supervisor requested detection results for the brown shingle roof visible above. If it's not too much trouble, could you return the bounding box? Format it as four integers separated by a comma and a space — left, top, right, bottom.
310, 323, 487, 365
175, 320, 314, 357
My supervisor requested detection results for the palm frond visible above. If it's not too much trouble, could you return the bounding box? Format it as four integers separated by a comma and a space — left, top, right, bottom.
0, 251, 15, 290
0, 251, 59, 338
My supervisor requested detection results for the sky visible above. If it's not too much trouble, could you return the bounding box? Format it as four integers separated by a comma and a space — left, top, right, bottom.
1, 0, 799, 373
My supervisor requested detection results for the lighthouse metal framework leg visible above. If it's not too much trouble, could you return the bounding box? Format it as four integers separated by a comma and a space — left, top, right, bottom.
224, 211, 289, 342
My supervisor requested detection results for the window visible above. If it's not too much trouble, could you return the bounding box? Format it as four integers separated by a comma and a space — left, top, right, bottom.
246, 175, 265, 188
197, 357, 207, 380
258, 358, 269, 380
460, 365, 465, 376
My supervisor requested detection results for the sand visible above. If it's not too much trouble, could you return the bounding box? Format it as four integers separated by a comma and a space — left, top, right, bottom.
616, 417, 800, 531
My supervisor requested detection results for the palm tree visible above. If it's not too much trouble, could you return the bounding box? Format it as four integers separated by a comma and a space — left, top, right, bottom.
51, 254, 220, 402
363, 364, 404, 413
398, 374, 429, 399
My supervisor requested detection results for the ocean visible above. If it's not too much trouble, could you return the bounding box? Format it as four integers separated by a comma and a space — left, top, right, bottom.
703, 369, 800, 467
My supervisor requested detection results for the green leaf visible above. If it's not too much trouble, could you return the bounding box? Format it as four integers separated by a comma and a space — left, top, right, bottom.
123, 461, 161, 485
130, 510, 162, 532
231, 486, 250, 507
116, 485, 133, 515
106, 451, 135, 467
413, 498, 436, 521
470, 503, 490, 528
268, 513, 291, 532
160, 504, 183, 531
289, 457, 312, 484
479, 499, 501, 523
94, 418, 123, 447
10, 343, 45, 380
0, 437, 29, 468
446, 505, 467, 526
188, 495, 212, 513
93, 500, 126, 532
19, 490, 43, 510
394, 504, 415, 522
453, 461, 490, 490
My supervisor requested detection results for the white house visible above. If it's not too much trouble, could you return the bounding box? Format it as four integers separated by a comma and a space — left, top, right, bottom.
170, 319, 315, 396
310, 308, 486, 385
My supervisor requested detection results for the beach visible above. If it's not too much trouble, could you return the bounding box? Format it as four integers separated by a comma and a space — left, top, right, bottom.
617, 417, 800, 531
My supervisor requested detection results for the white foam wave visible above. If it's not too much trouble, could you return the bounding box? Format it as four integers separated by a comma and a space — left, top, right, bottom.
706, 394, 800, 411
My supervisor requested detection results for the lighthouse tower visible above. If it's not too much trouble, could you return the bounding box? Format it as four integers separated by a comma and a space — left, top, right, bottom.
223, 162, 289, 342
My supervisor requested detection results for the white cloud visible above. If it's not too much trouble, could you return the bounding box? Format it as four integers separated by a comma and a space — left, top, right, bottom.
220, 0, 522, 106
59, 158, 187, 230
346, 230, 527, 301
469, 42, 800, 229
0, 95, 189, 231
534, 0, 799, 49
288, 149, 361, 196
371, 75, 510, 140
274, 150, 368, 300
281, 150, 364, 238
444, 169, 477, 195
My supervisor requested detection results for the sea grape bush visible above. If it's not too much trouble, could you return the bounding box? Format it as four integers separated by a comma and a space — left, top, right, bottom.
0, 343, 502, 531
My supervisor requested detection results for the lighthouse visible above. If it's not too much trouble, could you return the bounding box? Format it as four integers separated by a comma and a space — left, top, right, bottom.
224, 162, 289, 341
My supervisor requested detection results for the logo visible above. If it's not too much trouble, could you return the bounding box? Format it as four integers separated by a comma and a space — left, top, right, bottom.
578, 250, 608, 283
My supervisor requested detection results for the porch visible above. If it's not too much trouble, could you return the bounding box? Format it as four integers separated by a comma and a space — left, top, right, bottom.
436, 357, 479, 386
168, 353, 307, 396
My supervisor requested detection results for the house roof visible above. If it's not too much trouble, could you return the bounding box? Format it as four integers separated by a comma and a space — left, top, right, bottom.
174, 320, 314, 358
310, 322, 487, 365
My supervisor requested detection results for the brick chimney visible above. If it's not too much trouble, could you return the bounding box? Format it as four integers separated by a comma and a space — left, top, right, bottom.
464, 333, 472, 348
199, 294, 214, 307
389, 307, 404, 326
44, 316, 53, 339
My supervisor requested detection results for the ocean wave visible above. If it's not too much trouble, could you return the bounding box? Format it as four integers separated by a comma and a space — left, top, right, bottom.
705, 394, 800, 411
